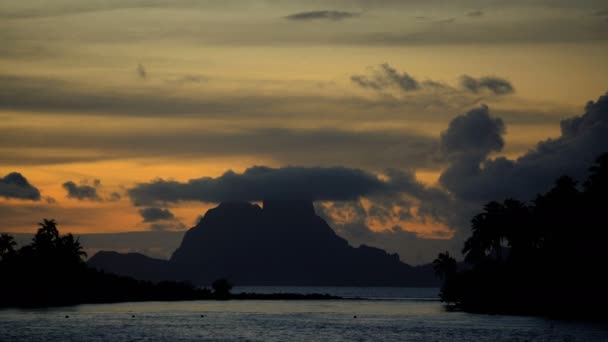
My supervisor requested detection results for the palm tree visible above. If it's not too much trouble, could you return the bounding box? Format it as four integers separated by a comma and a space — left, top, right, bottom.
433, 252, 457, 281
57, 233, 87, 263
0, 234, 17, 260
32, 219, 60, 253
501, 199, 536, 259
584, 152, 608, 194
463, 201, 506, 263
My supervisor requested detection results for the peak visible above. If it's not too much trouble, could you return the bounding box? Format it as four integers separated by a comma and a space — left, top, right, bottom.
198, 202, 262, 226
216, 201, 261, 211
262, 199, 315, 217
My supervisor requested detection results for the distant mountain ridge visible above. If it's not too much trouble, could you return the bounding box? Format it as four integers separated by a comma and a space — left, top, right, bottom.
88, 200, 438, 286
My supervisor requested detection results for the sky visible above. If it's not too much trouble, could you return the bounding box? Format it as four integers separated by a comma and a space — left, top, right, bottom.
1, 0, 608, 264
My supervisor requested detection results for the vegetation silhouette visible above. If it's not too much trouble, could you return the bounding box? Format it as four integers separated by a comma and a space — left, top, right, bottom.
0, 221, 339, 308
211, 278, 233, 299
434, 153, 608, 319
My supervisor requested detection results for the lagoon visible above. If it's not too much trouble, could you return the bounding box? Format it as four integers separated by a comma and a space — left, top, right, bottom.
1, 287, 606, 342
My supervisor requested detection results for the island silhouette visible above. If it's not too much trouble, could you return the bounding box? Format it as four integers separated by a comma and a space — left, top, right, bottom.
0, 219, 339, 308
89, 199, 438, 286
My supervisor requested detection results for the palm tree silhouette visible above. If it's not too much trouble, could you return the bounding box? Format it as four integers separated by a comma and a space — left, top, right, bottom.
463, 201, 506, 263
584, 153, 608, 194
433, 251, 457, 281
0, 234, 17, 260
58, 233, 87, 262
32, 219, 60, 252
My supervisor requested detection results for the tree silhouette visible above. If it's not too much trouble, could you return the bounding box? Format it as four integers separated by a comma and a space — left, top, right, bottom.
0, 219, 215, 307
32, 219, 60, 253
435, 152, 608, 318
0, 234, 17, 260
584, 153, 608, 194
463, 201, 506, 263
433, 251, 457, 281
211, 278, 233, 298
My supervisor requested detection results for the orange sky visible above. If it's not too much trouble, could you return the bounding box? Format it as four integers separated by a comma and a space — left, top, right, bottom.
1, 0, 607, 248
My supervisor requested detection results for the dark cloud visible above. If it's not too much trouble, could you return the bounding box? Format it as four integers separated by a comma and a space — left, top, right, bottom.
351, 66, 514, 98
1, 0, 604, 20
127, 161, 458, 262
2, 1, 607, 48
285, 10, 357, 21
350, 75, 384, 91
0, 72, 508, 128
61, 179, 119, 202
0, 172, 41, 201
340, 16, 608, 46
435, 18, 456, 24
137, 63, 147, 80
62, 181, 101, 201
460, 75, 514, 95
440, 105, 505, 159
592, 9, 608, 16
467, 10, 484, 17
1, 123, 439, 171
164, 75, 207, 85
422, 80, 448, 89
138, 207, 186, 231
139, 207, 176, 223
109, 192, 121, 201
351, 63, 420, 92
129, 166, 394, 205
439, 93, 608, 202
0, 73, 421, 118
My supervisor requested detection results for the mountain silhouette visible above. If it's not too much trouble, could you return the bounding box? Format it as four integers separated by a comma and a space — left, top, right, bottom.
89, 200, 438, 286
88, 251, 170, 282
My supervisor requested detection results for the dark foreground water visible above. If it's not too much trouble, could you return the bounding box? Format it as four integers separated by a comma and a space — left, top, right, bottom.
1, 287, 606, 342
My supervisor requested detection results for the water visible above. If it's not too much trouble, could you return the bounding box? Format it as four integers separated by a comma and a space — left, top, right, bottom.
1, 287, 606, 342
232, 286, 440, 300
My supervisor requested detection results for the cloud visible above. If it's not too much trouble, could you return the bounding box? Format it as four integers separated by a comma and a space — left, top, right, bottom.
109, 192, 121, 201
0, 172, 41, 201
1, 120, 440, 171
315, 200, 456, 265
435, 18, 456, 24
351, 65, 514, 98
460, 75, 514, 95
592, 9, 608, 16
138, 207, 185, 231
62, 179, 119, 202
62, 180, 102, 201
467, 10, 484, 17
439, 105, 505, 160
0, 73, 425, 118
127, 162, 459, 261
2, 1, 607, 50
129, 166, 396, 205
351, 63, 420, 92
285, 10, 357, 21
439, 93, 608, 202
137, 63, 147, 80
164, 75, 207, 85
139, 207, 176, 222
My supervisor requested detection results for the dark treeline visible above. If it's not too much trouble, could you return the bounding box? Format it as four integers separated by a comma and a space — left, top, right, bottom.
434, 153, 608, 319
0, 219, 213, 307
0, 220, 338, 308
